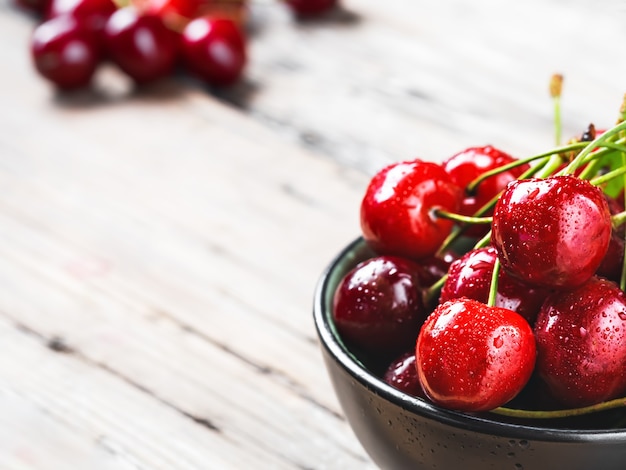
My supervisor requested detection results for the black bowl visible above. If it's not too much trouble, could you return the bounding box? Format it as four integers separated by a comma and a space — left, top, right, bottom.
313, 237, 626, 470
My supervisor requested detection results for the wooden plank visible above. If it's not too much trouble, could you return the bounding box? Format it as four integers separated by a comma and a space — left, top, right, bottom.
0, 5, 374, 468
0, 317, 305, 469
239, 0, 626, 173
3, 0, 626, 468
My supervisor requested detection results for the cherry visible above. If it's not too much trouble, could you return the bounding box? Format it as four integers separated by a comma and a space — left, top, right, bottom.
415, 251, 456, 288
442, 145, 530, 237
439, 246, 550, 324
360, 159, 463, 261
30, 15, 101, 89
332, 256, 427, 356
596, 196, 625, 283
46, 0, 117, 34
382, 350, 424, 398
147, 0, 208, 23
534, 276, 626, 408
180, 16, 247, 87
416, 298, 536, 412
491, 175, 612, 289
103, 7, 179, 84
147, 0, 246, 30
284, 0, 337, 17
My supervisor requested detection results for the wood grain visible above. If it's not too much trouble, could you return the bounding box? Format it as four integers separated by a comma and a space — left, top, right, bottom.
1, 0, 626, 468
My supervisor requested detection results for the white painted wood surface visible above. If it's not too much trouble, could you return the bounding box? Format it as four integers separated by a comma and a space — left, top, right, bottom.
1, 0, 626, 468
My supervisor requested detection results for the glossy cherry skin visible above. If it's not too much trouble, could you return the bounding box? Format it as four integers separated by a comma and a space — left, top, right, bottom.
442, 145, 529, 237
103, 7, 179, 84
534, 276, 626, 408
382, 350, 425, 398
439, 246, 550, 324
46, 0, 117, 33
416, 298, 536, 412
284, 0, 337, 17
180, 16, 247, 87
332, 256, 427, 356
596, 195, 625, 283
31, 15, 100, 89
491, 175, 611, 289
360, 159, 463, 261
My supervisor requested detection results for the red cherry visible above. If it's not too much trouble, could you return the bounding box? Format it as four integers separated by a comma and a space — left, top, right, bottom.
147, 0, 246, 30
534, 276, 626, 408
332, 256, 427, 356
31, 15, 101, 90
442, 145, 530, 237
439, 246, 550, 324
180, 16, 246, 87
596, 195, 626, 283
382, 350, 425, 398
360, 159, 463, 261
414, 252, 456, 289
416, 298, 536, 412
491, 175, 612, 289
46, 0, 117, 33
103, 7, 179, 84
147, 0, 207, 21
284, 0, 337, 17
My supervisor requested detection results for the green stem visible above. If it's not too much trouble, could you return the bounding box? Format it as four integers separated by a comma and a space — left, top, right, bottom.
487, 257, 500, 308
550, 73, 563, 147
467, 142, 588, 193
493, 396, 626, 419
613, 210, 626, 229
424, 274, 447, 306
590, 166, 626, 187
560, 120, 626, 175
433, 209, 492, 225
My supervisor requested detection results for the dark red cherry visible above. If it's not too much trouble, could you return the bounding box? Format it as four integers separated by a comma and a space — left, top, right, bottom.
534, 276, 626, 408
442, 145, 530, 237
31, 15, 100, 90
382, 350, 424, 398
332, 256, 427, 356
284, 0, 337, 17
416, 298, 536, 412
103, 7, 179, 84
439, 246, 550, 324
360, 159, 463, 261
46, 0, 117, 33
491, 175, 611, 289
180, 16, 247, 87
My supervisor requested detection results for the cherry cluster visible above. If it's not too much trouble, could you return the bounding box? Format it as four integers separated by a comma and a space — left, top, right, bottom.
16, 0, 337, 90
332, 104, 626, 420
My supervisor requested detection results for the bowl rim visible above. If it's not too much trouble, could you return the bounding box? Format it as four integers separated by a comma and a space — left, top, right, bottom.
313, 236, 626, 443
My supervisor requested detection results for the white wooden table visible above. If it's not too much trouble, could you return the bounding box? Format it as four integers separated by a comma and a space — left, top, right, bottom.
1, 0, 626, 468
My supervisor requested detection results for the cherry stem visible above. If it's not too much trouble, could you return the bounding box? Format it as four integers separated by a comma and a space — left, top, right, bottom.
590, 165, 626, 187
424, 275, 447, 306
432, 209, 492, 225
493, 395, 626, 420
613, 211, 626, 228
560, 120, 626, 176
486, 256, 500, 308
466, 142, 587, 194
550, 74, 563, 146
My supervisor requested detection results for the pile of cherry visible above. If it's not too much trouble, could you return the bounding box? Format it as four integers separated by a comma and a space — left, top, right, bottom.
15, 0, 337, 90
332, 114, 626, 421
